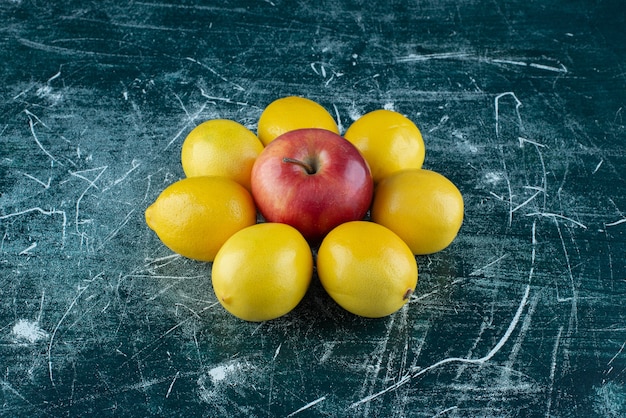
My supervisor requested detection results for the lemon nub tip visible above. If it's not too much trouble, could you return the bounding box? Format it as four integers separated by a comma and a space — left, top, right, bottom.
403, 288, 413, 300
144, 205, 154, 228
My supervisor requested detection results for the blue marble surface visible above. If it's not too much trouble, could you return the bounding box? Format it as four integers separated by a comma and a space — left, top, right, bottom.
1, 1, 625, 416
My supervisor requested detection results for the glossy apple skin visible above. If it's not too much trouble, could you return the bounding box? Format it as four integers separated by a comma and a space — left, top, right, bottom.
251, 128, 374, 242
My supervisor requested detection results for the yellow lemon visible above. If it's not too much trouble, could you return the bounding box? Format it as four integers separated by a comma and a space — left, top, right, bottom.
145, 176, 257, 262
212, 223, 313, 322
343, 109, 425, 184
181, 119, 264, 191
316, 221, 418, 318
371, 169, 464, 255
257, 96, 339, 146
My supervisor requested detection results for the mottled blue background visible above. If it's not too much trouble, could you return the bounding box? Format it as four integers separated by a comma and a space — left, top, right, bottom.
1, 1, 625, 416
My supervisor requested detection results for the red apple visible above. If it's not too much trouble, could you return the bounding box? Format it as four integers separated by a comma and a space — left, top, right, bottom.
251, 128, 374, 242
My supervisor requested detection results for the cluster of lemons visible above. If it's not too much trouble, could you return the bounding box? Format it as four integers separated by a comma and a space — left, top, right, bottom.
145, 96, 464, 321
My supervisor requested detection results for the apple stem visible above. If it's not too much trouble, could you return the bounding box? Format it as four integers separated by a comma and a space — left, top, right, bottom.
403, 288, 413, 300
283, 157, 316, 175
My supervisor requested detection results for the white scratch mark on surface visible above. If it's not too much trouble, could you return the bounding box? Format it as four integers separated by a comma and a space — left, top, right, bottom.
494, 92, 523, 137
511, 190, 542, 214
396, 54, 568, 74
103, 159, 141, 191
607, 340, 626, 376
333, 103, 343, 134
410, 278, 465, 303
490, 59, 568, 73
200, 89, 254, 107
605, 218, 626, 227
145, 276, 208, 301
70, 166, 108, 247
174, 303, 202, 319
518, 136, 546, 148
324, 71, 341, 86
492, 58, 568, 73
164, 100, 208, 150
432, 406, 459, 417
130, 304, 216, 362
518, 136, 548, 208
490, 58, 528, 67
69, 166, 107, 189
48, 281, 93, 386
528, 62, 568, 73
286, 396, 327, 417
310, 62, 321, 76
97, 209, 135, 251
0, 207, 67, 243
47, 70, 61, 83
185, 56, 244, 91
428, 115, 449, 133
251, 322, 264, 336
273, 343, 282, 361
128, 274, 205, 281
546, 326, 563, 417
21, 171, 51, 188
18, 242, 37, 255
37, 290, 45, 322
501, 292, 539, 384
24, 110, 63, 166
592, 159, 603, 174
165, 371, 179, 398
525, 212, 587, 229
552, 218, 579, 336
0, 378, 32, 407
18, 37, 142, 59
144, 253, 181, 267
395, 52, 471, 63
500, 148, 514, 226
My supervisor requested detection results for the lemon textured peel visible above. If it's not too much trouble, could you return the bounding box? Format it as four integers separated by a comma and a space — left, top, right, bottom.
344, 109, 425, 184
371, 169, 464, 255
181, 119, 264, 191
212, 223, 313, 322
257, 96, 339, 146
316, 221, 418, 318
145, 176, 257, 262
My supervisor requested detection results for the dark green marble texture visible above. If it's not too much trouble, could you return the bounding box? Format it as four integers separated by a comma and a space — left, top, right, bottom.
1, 1, 625, 416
